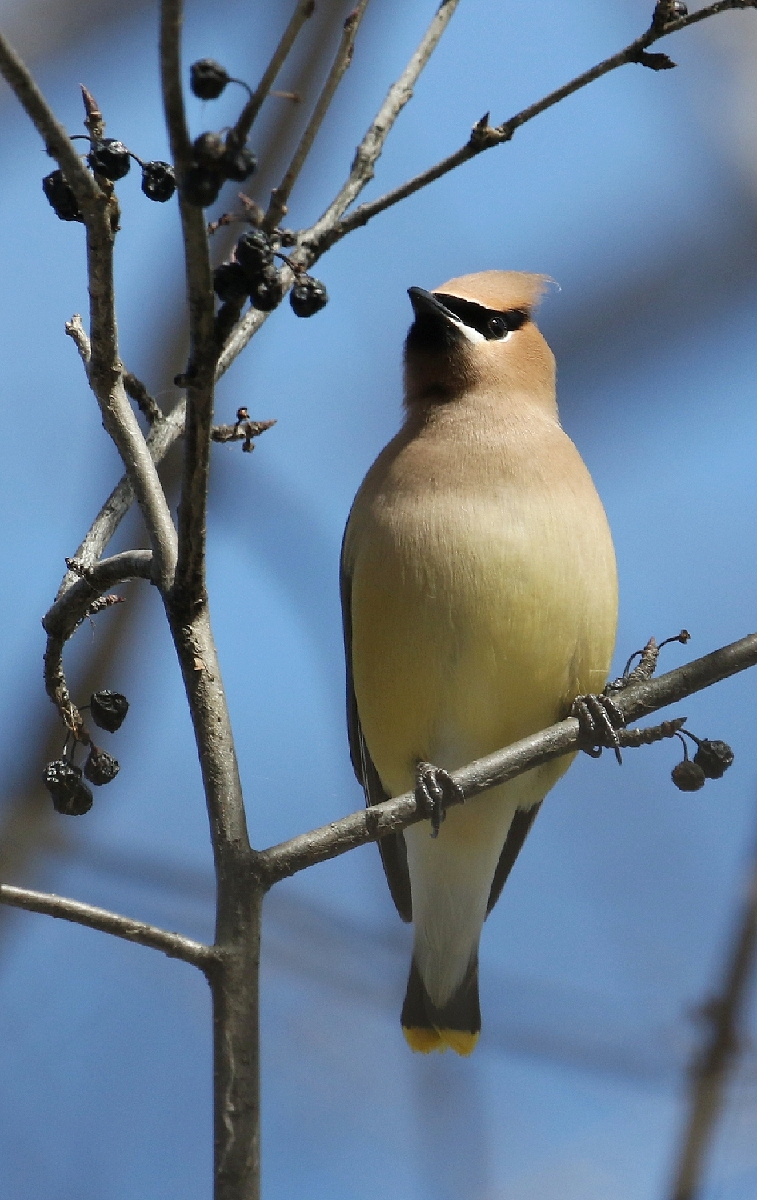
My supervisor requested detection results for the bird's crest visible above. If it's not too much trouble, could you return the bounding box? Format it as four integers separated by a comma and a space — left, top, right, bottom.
432, 270, 552, 315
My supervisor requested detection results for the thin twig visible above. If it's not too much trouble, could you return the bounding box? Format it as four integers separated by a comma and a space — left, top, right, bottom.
201, 1, 757, 399
0, 31, 100, 211
306, 0, 461, 242
304, 0, 757, 253
213, 0, 457, 374
258, 631, 757, 884
215, 306, 272, 380
264, 0, 371, 231
65, 313, 91, 366
667, 818, 757, 1200
123, 372, 163, 425
56, 399, 186, 598
44, 550, 155, 641
231, 0, 316, 146
43, 550, 154, 739
54, 393, 272, 599
0, 883, 215, 968
212, 417, 276, 450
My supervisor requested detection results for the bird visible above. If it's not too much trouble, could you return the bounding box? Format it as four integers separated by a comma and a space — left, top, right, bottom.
340, 271, 618, 1055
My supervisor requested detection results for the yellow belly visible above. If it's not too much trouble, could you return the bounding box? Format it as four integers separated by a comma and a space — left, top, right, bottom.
349, 482, 617, 798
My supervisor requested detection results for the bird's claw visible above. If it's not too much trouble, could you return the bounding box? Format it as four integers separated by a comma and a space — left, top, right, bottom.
415, 762, 464, 838
571, 692, 626, 764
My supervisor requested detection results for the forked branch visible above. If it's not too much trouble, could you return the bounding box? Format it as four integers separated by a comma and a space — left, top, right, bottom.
303, 0, 757, 253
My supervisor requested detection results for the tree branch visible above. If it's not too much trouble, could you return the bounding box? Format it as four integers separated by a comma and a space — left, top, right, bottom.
258, 631, 757, 884
56, 399, 186, 598
215, 307, 270, 380
305, 0, 460, 244
160, 6, 262, 1194
667, 817, 757, 1200
264, 0, 371, 232
231, 0, 316, 147
303, 0, 757, 254
217, 0, 756, 373
0, 31, 100, 210
161, 0, 220, 609
163, 601, 260, 1200
215, 0, 456, 373
44, 550, 155, 640
0, 32, 178, 592
0, 883, 215, 968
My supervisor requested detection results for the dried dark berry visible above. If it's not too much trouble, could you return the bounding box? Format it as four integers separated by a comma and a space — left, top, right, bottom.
193, 131, 226, 169
43, 759, 94, 815
235, 229, 273, 280
88, 139, 131, 181
290, 276, 329, 318
182, 164, 223, 207
190, 59, 230, 100
693, 739, 734, 780
221, 146, 257, 182
90, 689, 129, 733
42, 170, 83, 223
83, 745, 120, 786
671, 760, 706, 792
249, 265, 284, 312
213, 261, 250, 304
141, 160, 176, 202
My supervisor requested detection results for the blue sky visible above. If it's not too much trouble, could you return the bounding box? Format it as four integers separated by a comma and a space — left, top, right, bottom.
1, 2, 757, 1197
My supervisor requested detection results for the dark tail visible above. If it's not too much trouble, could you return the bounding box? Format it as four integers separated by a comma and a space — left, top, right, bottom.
401, 955, 480, 1056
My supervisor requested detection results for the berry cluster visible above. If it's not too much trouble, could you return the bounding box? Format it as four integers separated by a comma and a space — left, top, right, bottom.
184, 58, 257, 208
43, 139, 176, 222
213, 227, 328, 320
671, 731, 733, 793
42, 689, 129, 816
184, 131, 257, 208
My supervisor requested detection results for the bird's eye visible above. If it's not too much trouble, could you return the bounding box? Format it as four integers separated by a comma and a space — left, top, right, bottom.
486, 314, 508, 339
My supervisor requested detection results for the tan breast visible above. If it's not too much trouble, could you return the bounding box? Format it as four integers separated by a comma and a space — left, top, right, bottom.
345, 394, 618, 797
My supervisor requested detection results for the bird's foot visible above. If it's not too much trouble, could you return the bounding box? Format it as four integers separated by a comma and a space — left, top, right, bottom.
571, 692, 626, 764
573, 632, 691, 765
415, 762, 464, 838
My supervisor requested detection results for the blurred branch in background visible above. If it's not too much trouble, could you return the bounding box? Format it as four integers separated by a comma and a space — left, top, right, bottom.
668, 811, 757, 1200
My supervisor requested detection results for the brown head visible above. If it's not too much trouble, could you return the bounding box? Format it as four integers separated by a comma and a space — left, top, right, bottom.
403, 270, 556, 414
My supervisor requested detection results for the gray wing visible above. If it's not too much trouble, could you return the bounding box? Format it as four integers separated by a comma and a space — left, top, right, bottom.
486, 802, 542, 916
340, 536, 412, 923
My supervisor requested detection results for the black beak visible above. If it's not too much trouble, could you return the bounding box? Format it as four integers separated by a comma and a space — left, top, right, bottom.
407, 287, 455, 322
406, 287, 463, 357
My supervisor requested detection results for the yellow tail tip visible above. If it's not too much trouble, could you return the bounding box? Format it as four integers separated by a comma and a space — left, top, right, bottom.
403, 1026, 479, 1056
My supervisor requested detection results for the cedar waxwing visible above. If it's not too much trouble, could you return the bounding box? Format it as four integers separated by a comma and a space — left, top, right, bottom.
341, 271, 618, 1055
